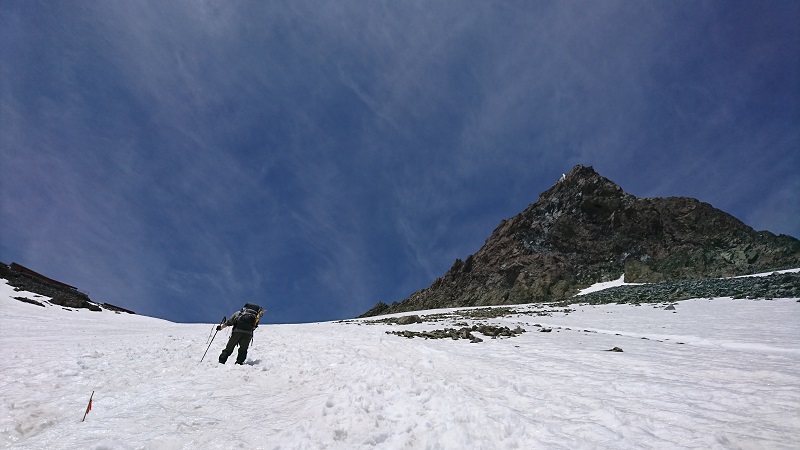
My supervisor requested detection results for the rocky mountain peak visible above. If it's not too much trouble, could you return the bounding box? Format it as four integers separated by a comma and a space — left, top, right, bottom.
362, 165, 800, 317
514, 165, 635, 252
551, 164, 622, 196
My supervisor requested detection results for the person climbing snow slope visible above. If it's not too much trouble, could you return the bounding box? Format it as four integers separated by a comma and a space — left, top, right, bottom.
217, 303, 265, 365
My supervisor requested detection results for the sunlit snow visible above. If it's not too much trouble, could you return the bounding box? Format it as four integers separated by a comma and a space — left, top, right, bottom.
2, 278, 799, 449
574, 275, 644, 296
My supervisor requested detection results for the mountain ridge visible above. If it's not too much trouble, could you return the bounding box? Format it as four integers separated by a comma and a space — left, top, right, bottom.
362, 165, 800, 317
0, 262, 135, 314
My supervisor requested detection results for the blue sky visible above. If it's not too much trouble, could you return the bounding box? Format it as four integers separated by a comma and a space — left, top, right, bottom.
2, 1, 798, 324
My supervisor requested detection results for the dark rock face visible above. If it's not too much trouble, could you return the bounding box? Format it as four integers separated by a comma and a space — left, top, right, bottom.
360, 301, 391, 318
362, 165, 800, 317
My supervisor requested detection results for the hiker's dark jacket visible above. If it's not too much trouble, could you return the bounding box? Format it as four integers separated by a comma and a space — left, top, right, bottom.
224, 311, 253, 335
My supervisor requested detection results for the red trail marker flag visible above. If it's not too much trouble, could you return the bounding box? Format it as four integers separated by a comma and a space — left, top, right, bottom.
82, 391, 94, 422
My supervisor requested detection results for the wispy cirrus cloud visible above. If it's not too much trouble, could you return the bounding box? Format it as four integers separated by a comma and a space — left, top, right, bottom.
2, 1, 797, 322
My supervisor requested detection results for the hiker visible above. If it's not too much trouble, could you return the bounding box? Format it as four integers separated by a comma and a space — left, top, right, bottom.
217, 303, 265, 365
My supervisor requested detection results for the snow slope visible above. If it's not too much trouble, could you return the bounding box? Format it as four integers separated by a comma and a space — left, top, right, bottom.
2, 279, 799, 449
574, 275, 643, 295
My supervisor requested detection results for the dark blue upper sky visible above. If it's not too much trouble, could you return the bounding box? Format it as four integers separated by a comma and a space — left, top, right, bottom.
2, 1, 798, 324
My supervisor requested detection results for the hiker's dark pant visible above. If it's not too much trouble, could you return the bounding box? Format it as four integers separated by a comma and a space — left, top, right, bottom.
219, 331, 252, 364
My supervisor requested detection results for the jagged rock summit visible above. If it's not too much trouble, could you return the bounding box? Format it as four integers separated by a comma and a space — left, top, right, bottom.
362, 165, 800, 317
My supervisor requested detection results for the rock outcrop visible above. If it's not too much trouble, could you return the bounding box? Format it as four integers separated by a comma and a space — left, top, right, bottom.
0, 262, 108, 312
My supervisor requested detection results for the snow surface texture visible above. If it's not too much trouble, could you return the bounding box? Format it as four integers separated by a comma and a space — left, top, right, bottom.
2, 279, 799, 449
575, 275, 640, 295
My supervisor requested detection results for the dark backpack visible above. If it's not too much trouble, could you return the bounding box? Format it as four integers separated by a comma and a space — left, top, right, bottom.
235, 303, 262, 331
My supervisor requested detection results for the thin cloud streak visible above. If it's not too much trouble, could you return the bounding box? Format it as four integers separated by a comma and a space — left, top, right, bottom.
2, 1, 797, 323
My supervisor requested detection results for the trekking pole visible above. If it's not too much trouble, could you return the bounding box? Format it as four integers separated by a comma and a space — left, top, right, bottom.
205, 323, 216, 345
200, 316, 226, 363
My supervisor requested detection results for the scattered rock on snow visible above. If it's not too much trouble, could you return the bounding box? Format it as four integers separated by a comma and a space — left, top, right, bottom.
14, 296, 45, 307
386, 325, 525, 343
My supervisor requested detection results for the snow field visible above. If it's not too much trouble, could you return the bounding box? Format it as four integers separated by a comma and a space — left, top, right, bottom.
2, 279, 799, 449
